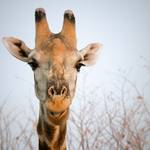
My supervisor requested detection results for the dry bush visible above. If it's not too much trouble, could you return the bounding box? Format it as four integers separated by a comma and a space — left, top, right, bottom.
68, 93, 150, 150
67, 69, 150, 150
0, 101, 38, 150
0, 62, 150, 150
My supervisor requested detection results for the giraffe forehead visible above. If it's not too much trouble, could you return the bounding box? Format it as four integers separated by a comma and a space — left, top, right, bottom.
47, 38, 77, 57
35, 38, 77, 60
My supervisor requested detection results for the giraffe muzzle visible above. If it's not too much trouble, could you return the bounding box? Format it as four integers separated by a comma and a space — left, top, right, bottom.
45, 80, 71, 115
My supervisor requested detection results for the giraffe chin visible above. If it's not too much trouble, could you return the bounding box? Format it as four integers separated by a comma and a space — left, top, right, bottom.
44, 96, 71, 118
47, 109, 67, 118
46, 108, 69, 125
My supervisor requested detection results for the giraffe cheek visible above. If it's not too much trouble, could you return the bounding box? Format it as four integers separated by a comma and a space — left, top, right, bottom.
35, 88, 47, 101
34, 70, 49, 101
34, 81, 47, 101
69, 77, 77, 100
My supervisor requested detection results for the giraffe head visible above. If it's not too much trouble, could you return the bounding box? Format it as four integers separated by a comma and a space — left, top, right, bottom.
3, 8, 102, 119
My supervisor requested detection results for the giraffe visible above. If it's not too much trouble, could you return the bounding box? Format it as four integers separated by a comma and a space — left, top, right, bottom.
2, 8, 102, 150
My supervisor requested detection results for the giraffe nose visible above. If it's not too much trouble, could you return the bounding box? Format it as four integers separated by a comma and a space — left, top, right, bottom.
48, 85, 68, 97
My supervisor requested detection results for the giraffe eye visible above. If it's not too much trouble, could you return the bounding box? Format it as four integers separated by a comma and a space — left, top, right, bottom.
28, 59, 39, 70
76, 63, 85, 72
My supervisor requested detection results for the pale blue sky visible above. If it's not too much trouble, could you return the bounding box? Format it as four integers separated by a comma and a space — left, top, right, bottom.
0, 0, 150, 113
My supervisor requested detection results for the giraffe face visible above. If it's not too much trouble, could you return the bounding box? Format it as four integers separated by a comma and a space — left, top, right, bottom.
29, 37, 82, 113
3, 8, 102, 116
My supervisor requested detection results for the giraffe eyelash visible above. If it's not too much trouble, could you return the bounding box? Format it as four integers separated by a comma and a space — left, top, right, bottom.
28, 58, 39, 70
75, 63, 85, 72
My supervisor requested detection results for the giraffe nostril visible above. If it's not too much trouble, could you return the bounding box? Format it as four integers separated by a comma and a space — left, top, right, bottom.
48, 81, 69, 97
48, 86, 55, 97
61, 86, 68, 96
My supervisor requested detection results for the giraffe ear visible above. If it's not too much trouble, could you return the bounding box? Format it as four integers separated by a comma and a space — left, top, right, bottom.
2, 37, 31, 62
79, 43, 102, 66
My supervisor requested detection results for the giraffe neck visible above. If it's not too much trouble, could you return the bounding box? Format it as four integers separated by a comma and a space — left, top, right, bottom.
37, 104, 68, 150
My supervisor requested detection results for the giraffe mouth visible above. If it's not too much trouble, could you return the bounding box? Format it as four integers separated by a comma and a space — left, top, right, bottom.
47, 109, 66, 117
44, 96, 70, 118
